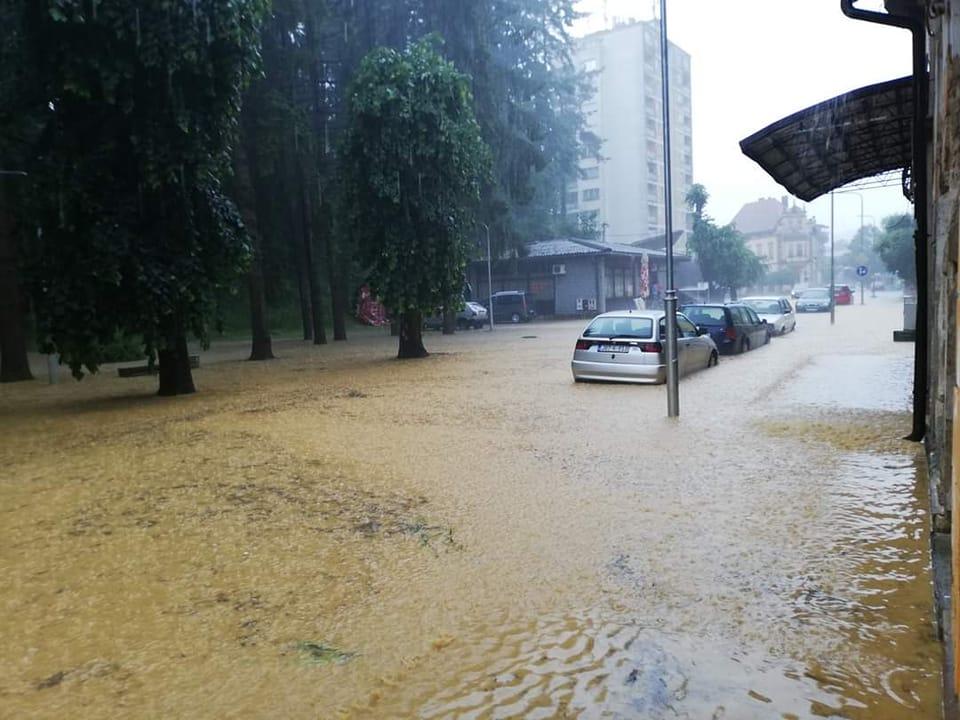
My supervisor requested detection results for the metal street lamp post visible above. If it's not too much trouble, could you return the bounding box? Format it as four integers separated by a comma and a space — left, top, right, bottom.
830, 191, 836, 325
658, 0, 679, 417
481, 223, 494, 331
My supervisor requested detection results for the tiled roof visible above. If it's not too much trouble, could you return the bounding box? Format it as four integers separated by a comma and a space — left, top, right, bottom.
730, 198, 785, 235
524, 238, 671, 259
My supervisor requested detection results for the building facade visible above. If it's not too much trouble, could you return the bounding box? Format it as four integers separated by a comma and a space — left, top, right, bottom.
731, 196, 826, 288
467, 238, 700, 318
566, 21, 694, 244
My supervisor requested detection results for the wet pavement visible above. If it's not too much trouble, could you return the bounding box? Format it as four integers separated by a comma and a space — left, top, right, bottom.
0, 292, 943, 718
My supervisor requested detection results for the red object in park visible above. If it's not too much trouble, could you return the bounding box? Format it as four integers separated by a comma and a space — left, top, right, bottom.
356, 285, 388, 326
834, 285, 853, 305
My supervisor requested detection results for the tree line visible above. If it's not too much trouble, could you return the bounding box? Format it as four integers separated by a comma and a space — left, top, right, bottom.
0, 0, 591, 392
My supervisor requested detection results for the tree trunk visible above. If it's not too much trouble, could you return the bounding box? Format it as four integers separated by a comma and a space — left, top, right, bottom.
234, 141, 275, 361
297, 261, 313, 341
0, 184, 32, 383
442, 308, 456, 335
331, 280, 348, 341
390, 318, 400, 337
248, 272, 274, 360
158, 317, 195, 396
324, 227, 348, 341
398, 310, 428, 359
297, 165, 326, 345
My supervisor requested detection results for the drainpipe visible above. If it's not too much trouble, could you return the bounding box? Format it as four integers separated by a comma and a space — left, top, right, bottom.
841, 0, 928, 442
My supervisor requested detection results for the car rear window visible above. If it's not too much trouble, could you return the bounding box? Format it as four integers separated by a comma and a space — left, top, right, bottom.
583, 317, 653, 338
681, 306, 726, 325
745, 300, 781, 314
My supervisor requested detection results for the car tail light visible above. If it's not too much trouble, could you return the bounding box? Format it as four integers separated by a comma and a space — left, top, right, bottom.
575, 340, 593, 350
724, 326, 736, 340
639, 342, 662, 353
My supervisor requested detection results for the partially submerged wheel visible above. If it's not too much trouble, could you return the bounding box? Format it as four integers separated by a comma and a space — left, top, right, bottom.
708, 351, 719, 368
741, 338, 750, 353
511, 312, 521, 323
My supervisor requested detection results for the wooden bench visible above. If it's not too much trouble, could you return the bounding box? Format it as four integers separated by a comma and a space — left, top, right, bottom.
117, 355, 200, 378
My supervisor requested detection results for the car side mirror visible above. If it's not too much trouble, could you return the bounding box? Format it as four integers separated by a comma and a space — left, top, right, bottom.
696, 326, 709, 336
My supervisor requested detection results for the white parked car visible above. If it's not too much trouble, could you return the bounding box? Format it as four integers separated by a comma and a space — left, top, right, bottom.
571, 310, 719, 384
742, 296, 797, 335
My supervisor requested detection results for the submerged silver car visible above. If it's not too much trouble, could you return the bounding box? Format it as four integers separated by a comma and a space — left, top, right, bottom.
571, 310, 719, 384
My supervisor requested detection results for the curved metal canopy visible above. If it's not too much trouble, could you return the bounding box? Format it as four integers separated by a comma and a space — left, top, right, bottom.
740, 76, 913, 202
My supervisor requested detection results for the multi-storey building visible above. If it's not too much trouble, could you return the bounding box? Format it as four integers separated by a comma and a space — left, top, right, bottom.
566, 20, 694, 244
731, 196, 826, 288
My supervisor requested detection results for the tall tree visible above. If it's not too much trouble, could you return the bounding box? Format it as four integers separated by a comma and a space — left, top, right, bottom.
340, 40, 490, 358
874, 213, 916, 286
686, 188, 763, 300
0, 0, 35, 382
416, 0, 591, 251
24, 0, 267, 395
685, 184, 709, 220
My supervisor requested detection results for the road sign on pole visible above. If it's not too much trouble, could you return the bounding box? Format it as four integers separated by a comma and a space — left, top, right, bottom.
856, 265, 869, 277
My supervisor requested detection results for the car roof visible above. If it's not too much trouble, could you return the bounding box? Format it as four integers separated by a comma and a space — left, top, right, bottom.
681, 303, 724, 308
493, 290, 524, 296
590, 310, 665, 320
741, 296, 785, 301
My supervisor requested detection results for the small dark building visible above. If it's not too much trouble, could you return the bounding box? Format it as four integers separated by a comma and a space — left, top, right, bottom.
467, 237, 701, 318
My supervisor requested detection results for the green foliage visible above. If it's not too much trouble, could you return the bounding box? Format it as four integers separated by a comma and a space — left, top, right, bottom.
22, 0, 267, 378
873, 213, 916, 284
685, 189, 764, 295
412, 0, 592, 250
685, 184, 709, 220
840, 224, 882, 273
340, 40, 491, 317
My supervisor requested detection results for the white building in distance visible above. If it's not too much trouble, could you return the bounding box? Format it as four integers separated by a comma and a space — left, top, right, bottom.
566, 20, 694, 245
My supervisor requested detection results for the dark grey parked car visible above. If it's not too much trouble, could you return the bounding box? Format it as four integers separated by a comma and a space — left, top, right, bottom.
680, 303, 770, 355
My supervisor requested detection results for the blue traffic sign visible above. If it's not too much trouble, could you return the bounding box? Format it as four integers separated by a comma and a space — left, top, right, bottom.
856, 265, 869, 277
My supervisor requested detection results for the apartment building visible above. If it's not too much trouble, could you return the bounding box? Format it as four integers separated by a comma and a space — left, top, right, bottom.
566, 20, 694, 244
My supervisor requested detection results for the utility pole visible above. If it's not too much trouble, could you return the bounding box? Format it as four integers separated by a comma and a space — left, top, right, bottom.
830, 191, 836, 326
658, 0, 679, 417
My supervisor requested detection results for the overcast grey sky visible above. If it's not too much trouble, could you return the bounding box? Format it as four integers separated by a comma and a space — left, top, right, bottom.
572, 0, 914, 242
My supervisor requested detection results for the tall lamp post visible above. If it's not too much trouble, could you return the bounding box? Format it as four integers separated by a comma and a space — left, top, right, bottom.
658, 0, 679, 417
481, 223, 494, 331
830, 191, 836, 325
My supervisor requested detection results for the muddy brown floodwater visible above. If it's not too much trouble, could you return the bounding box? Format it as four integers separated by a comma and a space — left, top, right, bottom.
0, 293, 942, 719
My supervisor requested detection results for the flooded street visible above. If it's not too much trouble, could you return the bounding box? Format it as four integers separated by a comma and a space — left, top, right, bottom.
0, 293, 942, 719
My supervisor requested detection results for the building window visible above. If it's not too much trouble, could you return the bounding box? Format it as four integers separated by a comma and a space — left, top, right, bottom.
582, 188, 600, 202
582, 166, 599, 180
648, 204, 659, 221
768, 242, 774, 258
616, 268, 626, 297
648, 183, 660, 197
565, 191, 578, 208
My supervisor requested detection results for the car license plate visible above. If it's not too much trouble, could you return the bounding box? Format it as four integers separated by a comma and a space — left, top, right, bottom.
597, 344, 629, 353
